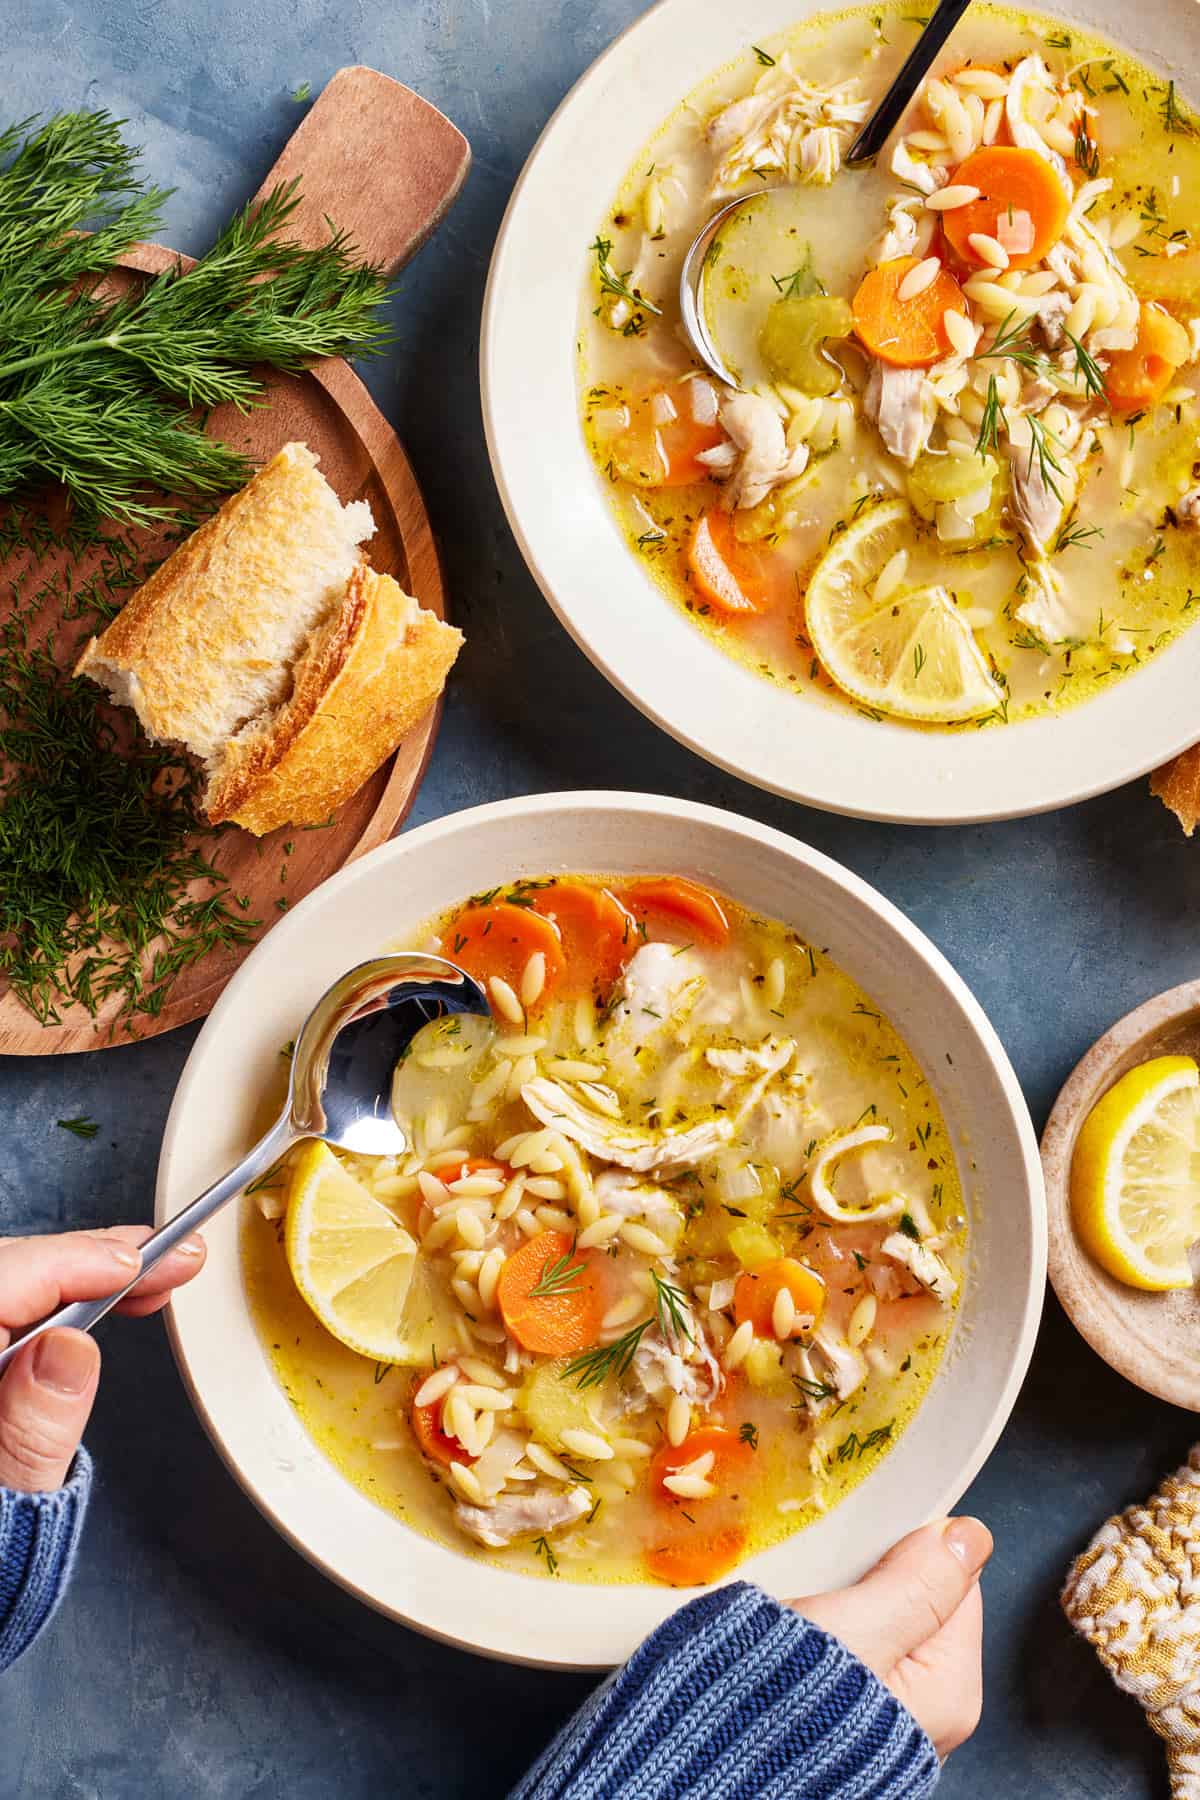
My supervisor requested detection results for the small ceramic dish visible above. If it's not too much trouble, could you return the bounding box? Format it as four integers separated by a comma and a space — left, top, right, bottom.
1044, 979, 1200, 1410
481, 0, 1199, 824
158, 791, 1044, 1667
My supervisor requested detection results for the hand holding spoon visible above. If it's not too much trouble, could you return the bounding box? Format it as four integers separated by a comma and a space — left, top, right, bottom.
0, 953, 491, 1377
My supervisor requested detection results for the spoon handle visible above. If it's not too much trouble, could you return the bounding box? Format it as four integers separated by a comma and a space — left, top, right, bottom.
845, 0, 973, 167
0, 1117, 295, 1377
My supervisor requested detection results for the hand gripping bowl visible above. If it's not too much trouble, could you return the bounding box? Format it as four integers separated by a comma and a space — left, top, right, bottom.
481, 0, 1200, 824
159, 793, 1044, 1667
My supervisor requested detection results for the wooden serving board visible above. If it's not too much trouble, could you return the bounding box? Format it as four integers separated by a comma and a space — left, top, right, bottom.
0, 68, 470, 1056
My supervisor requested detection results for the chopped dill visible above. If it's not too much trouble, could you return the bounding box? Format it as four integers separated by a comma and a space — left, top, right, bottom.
56, 1115, 99, 1138
751, 44, 776, 65
528, 1247, 588, 1299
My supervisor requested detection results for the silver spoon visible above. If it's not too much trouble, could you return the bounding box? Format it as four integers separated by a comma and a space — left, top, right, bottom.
680, 0, 973, 387
0, 952, 491, 1377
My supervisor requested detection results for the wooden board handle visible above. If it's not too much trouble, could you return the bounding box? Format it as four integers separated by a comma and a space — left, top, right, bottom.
252, 66, 471, 277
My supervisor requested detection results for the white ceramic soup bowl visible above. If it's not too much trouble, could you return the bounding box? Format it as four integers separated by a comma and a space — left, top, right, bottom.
481, 0, 1199, 824
159, 792, 1044, 1668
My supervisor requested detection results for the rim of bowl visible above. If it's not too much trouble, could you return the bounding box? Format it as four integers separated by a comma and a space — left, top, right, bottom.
159, 791, 1046, 1665
1042, 976, 1200, 1406
480, 0, 1197, 825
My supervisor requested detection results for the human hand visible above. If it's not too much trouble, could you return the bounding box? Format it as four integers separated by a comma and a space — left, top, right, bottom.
0, 1226, 206, 1493
790, 1516, 992, 1758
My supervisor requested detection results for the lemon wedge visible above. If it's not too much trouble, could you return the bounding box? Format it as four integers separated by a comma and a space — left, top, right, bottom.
284, 1140, 423, 1361
1071, 1054, 1200, 1291
805, 500, 1002, 722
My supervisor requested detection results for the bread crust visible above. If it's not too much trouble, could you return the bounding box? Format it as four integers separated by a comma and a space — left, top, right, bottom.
208, 565, 463, 835
74, 442, 372, 757
1151, 747, 1200, 837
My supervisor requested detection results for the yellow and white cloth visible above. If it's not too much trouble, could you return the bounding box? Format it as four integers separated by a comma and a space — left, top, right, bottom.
1063, 1445, 1200, 1798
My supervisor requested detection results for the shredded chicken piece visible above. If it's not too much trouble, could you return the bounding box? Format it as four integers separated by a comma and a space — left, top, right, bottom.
707, 63, 868, 196
881, 1233, 957, 1305
712, 391, 810, 511
1004, 56, 1071, 189
1007, 432, 1076, 556
810, 1326, 867, 1400
628, 1325, 723, 1412
454, 1486, 591, 1548
870, 197, 932, 266
522, 1077, 733, 1176
1035, 291, 1071, 351
1013, 558, 1123, 649
705, 1037, 796, 1080
1177, 486, 1200, 526
864, 363, 936, 467
890, 139, 948, 197
592, 1170, 681, 1235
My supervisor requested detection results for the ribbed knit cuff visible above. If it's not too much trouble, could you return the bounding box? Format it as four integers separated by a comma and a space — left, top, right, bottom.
511, 1581, 940, 1800
0, 1448, 92, 1674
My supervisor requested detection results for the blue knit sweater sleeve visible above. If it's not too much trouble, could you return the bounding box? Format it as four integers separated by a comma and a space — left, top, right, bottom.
510, 1581, 939, 1800
0, 1451, 92, 1673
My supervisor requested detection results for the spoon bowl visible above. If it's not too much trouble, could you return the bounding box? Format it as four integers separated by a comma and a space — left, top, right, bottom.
0, 952, 491, 1375
678, 0, 972, 385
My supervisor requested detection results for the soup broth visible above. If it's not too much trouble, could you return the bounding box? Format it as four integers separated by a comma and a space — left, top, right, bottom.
578, 4, 1200, 730
245, 874, 966, 1586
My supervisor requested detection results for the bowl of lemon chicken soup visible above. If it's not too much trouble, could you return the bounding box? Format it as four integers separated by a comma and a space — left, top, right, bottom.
483, 0, 1200, 821
159, 794, 1043, 1665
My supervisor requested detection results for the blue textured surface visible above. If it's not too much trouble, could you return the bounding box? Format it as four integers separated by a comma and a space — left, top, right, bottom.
0, 0, 1195, 1794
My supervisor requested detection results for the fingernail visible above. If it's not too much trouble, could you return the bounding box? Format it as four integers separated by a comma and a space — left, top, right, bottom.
176, 1236, 205, 1259
33, 1330, 97, 1396
105, 1241, 142, 1273
943, 1515, 993, 1574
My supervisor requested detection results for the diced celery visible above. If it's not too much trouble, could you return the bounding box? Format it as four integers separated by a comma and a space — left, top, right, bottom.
758, 295, 853, 396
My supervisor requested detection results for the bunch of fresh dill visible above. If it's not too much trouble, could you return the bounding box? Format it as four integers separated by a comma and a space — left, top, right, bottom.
0, 109, 393, 524
0, 503, 260, 1028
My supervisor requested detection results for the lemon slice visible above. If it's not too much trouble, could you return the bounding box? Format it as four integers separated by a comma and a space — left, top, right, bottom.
805, 499, 1001, 722
1071, 1054, 1200, 1291
284, 1141, 423, 1361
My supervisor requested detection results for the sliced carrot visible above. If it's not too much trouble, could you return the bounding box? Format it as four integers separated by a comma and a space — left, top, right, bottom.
496, 1230, 602, 1356
650, 1426, 754, 1505
610, 379, 725, 487
1105, 302, 1192, 412
434, 1157, 510, 1188
645, 1524, 747, 1587
530, 880, 636, 994
441, 901, 565, 1012
851, 257, 969, 368
618, 876, 730, 946
940, 147, 1070, 271
687, 508, 766, 615
411, 1393, 476, 1467
734, 1258, 826, 1338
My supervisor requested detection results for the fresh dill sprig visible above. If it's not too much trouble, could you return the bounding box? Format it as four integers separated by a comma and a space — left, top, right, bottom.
565, 1269, 692, 1388
1056, 513, 1103, 551
652, 1270, 694, 1344
973, 310, 1044, 376
1025, 414, 1066, 501
57, 1115, 99, 1138
532, 1535, 559, 1576
528, 1247, 588, 1299
975, 373, 1007, 457
0, 505, 260, 1027
1161, 80, 1195, 136
565, 1317, 652, 1389
770, 244, 825, 299
590, 234, 662, 317
0, 110, 393, 524
1074, 122, 1100, 178
1063, 328, 1106, 400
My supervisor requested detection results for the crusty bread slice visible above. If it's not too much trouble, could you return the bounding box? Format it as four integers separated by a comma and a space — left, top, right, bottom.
75, 442, 375, 760
1151, 747, 1200, 836
207, 565, 462, 834
74, 443, 463, 836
